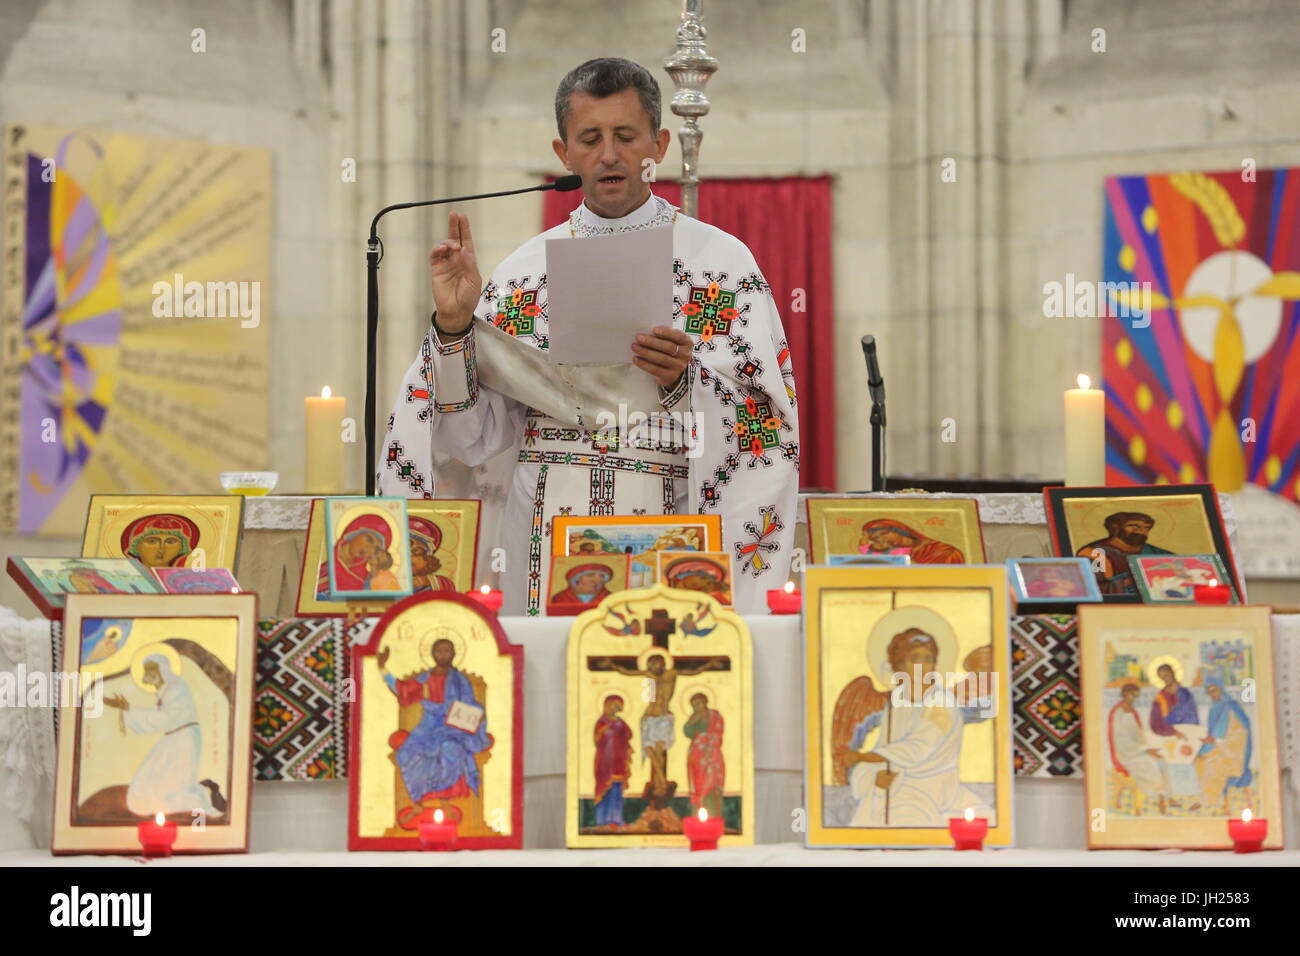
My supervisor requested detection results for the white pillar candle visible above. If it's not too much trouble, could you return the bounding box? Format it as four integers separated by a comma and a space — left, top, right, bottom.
1064, 373, 1106, 486
305, 386, 346, 493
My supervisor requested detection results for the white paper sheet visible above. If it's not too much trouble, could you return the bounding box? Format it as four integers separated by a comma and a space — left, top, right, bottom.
544, 223, 673, 365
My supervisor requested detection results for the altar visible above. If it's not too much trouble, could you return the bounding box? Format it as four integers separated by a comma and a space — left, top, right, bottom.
3, 605, 1298, 862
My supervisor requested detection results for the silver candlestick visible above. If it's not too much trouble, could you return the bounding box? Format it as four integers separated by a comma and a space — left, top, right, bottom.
663, 0, 717, 220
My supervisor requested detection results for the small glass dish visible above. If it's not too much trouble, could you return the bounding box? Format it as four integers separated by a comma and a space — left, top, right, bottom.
219, 471, 279, 496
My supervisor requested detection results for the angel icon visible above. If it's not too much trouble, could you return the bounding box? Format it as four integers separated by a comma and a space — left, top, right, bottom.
679, 602, 717, 638
601, 606, 642, 637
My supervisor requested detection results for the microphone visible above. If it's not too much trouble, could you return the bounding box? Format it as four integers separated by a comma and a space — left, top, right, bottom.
364, 176, 583, 494
860, 335, 887, 492
861, 335, 883, 389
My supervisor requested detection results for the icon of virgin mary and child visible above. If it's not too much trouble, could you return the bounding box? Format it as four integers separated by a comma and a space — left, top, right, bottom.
326, 512, 406, 595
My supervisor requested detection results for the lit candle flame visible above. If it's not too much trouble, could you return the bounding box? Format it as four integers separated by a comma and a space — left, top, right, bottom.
698, 808, 708, 822
1242, 808, 1252, 823
321, 385, 332, 399
1209, 578, 1218, 588
480, 585, 490, 594
1077, 373, 1091, 390
155, 811, 165, 826
433, 808, 444, 824
964, 807, 974, 822
783, 581, 795, 594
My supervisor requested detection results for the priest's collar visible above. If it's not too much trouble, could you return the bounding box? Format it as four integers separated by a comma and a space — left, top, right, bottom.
568, 190, 677, 237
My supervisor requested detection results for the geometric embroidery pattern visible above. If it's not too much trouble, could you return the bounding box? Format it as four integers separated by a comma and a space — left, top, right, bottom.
682, 283, 738, 339
1010, 613, 1083, 778
384, 440, 432, 496
254, 618, 350, 781
492, 285, 541, 337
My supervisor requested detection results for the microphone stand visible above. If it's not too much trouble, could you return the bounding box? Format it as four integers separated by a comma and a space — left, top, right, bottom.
860, 335, 887, 492
364, 179, 579, 495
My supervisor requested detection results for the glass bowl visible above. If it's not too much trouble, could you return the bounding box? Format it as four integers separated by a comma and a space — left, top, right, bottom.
219, 471, 279, 496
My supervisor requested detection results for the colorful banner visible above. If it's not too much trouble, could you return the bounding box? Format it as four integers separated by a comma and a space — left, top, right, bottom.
2, 125, 271, 535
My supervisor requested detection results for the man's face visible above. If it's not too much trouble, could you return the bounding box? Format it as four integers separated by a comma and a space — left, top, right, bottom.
432, 640, 455, 668
1207, 684, 1223, 701
1118, 520, 1153, 546
1158, 664, 1175, 683
552, 88, 671, 218
648, 655, 666, 675
605, 698, 622, 717
143, 661, 162, 687
1122, 687, 1139, 706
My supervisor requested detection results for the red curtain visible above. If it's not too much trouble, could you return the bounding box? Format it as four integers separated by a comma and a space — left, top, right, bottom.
542, 176, 835, 491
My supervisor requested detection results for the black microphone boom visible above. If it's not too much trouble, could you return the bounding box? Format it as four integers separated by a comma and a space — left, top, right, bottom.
363, 175, 582, 495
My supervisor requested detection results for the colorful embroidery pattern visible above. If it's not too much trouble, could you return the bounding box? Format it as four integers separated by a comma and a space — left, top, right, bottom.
526, 464, 550, 617
682, 283, 739, 339
384, 439, 432, 496
493, 286, 541, 337
517, 448, 689, 479
734, 505, 784, 577
427, 327, 479, 412
254, 618, 350, 781
1010, 613, 1083, 778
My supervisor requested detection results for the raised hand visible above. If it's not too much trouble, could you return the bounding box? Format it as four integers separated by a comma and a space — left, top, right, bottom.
429, 212, 483, 334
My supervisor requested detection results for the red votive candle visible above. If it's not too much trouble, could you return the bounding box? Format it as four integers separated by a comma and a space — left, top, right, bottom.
138, 812, 178, 857
467, 585, 504, 612
948, 808, 989, 851
766, 580, 802, 615
682, 808, 724, 851
1227, 809, 1267, 853
418, 808, 458, 850
1193, 578, 1232, 604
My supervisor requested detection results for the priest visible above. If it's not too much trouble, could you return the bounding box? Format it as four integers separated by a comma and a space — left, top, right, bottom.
379, 57, 799, 615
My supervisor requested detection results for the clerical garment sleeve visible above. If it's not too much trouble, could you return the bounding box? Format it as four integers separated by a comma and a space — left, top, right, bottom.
681, 233, 800, 613
377, 316, 527, 495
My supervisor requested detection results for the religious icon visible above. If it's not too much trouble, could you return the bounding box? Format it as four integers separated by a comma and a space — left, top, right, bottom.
803, 565, 1014, 848
1079, 604, 1283, 849
151, 567, 242, 594
81, 495, 244, 572
7, 556, 162, 619
322, 497, 412, 600
296, 499, 480, 617
805, 497, 986, 566
349, 591, 523, 849
1044, 484, 1242, 603
658, 551, 733, 607
1131, 554, 1237, 604
552, 514, 723, 588
566, 583, 753, 847
547, 554, 630, 616
52, 593, 257, 854
1007, 557, 1102, 608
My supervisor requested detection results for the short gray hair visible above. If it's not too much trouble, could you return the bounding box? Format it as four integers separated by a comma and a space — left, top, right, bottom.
554, 57, 661, 142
